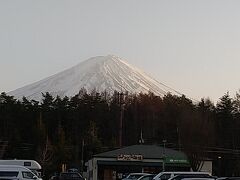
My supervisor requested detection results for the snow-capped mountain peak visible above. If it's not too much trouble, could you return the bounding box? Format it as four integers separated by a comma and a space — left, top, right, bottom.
9, 55, 181, 101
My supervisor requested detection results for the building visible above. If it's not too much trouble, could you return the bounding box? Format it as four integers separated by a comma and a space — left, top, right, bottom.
86, 145, 191, 180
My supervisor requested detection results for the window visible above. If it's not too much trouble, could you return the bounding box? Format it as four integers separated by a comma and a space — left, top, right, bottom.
0, 171, 19, 177
31, 170, 41, 178
141, 177, 152, 180
24, 162, 31, 167
22, 171, 35, 179
160, 174, 171, 180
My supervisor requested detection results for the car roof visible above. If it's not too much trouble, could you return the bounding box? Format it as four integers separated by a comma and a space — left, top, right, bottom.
181, 178, 216, 180
155, 172, 211, 178
217, 178, 240, 180
168, 174, 213, 180
124, 173, 151, 179
138, 174, 156, 179
0, 165, 32, 171
163, 172, 210, 175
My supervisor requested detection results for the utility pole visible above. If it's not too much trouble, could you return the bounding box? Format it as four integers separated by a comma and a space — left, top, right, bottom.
81, 139, 84, 175
177, 127, 181, 151
119, 92, 125, 147
162, 139, 167, 172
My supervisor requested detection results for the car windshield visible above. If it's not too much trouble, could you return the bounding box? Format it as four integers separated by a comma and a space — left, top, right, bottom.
127, 175, 144, 179
172, 174, 211, 180
0, 171, 19, 177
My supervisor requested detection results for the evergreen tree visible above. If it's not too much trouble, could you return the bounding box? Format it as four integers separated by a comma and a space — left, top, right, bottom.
216, 92, 235, 176
216, 92, 234, 148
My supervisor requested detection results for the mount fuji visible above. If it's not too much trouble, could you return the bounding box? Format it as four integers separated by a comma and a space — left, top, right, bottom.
9, 55, 182, 101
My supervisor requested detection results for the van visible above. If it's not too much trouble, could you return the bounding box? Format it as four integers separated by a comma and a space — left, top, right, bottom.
0, 165, 41, 180
0, 160, 42, 178
153, 172, 211, 180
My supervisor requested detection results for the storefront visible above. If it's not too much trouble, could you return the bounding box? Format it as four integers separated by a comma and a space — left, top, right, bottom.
86, 145, 190, 180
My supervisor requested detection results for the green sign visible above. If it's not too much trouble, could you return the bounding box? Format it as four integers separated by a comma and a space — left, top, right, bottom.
165, 157, 189, 164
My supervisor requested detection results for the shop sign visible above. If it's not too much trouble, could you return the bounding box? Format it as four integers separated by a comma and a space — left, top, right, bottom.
165, 157, 189, 164
117, 154, 143, 161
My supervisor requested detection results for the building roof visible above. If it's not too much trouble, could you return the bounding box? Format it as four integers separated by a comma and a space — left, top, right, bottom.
94, 145, 188, 160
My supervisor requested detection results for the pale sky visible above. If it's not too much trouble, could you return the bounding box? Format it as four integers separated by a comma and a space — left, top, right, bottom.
1, 0, 240, 103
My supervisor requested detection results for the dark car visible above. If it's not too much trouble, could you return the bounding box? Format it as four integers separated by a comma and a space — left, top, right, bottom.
59, 172, 84, 180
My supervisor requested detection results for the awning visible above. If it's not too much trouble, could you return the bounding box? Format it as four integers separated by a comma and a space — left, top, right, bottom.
97, 160, 162, 167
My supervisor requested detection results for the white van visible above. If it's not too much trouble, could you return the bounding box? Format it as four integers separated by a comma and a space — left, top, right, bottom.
0, 165, 41, 180
0, 160, 42, 178
153, 171, 211, 180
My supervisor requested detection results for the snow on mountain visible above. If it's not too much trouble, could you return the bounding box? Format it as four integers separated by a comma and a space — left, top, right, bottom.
8, 55, 182, 101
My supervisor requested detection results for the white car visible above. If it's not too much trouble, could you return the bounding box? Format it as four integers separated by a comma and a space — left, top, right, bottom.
138, 174, 156, 180
168, 174, 214, 180
122, 173, 151, 180
181, 178, 216, 180
153, 172, 211, 180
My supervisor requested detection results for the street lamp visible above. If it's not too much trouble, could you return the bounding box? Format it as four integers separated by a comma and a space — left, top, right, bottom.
218, 156, 221, 177
81, 139, 84, 175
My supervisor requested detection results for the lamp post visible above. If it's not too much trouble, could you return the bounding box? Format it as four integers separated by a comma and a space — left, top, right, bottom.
119, 92, 125, 147
218, 156, 221, 177
81, 139, 84, 175
162, 140, 167, 172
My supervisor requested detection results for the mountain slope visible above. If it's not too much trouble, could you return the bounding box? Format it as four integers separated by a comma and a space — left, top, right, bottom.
9, 55, 182, 100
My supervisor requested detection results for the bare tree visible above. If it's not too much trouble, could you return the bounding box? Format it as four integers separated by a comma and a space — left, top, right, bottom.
37, 136, 53, 168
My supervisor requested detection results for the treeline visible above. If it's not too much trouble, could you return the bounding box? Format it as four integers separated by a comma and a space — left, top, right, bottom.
1, 90, 240, 176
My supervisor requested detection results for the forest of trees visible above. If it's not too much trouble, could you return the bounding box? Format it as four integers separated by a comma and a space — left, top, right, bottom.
1, 90, 240, 176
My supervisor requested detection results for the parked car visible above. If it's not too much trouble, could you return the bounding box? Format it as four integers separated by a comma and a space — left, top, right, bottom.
0, 160, 42, 179
153, 172, 212, 180
181, 178, 216, 180
122, 173, 151, 180
0, 165, 41, 180
217, 178, 240, 180
168, 174, 215, 180
138, 174, 156, 180
67, 169, 79, 173
59, 172, 84, 180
